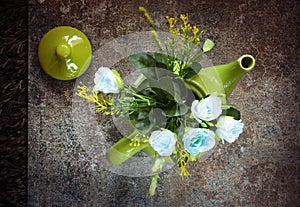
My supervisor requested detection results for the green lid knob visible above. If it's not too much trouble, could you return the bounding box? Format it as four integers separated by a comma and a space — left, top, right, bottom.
56, 44, 71, 59
38, 26, 92, 80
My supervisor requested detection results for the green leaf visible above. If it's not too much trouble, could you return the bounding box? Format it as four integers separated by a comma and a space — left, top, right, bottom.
176, 104, 189, 115
138, 67, 176, 80
137, 75, 189, 117
136, 110, 149, 120
148, 108, 167, 129
139, 87, 157, 96
148, 77, 174, 97
203, 39, 215, 53
163, 103, 189, 117
153, 53, 169, 69
162, 103, 177, 117
129, 53, 171, 79
169, 78, 186, 104
225, 107, 241, 120
182, 62, 202, 79
165, 116, 183, 134
145, 76, 187, 104
129, 53, 156, 70
135, 110, 152, 132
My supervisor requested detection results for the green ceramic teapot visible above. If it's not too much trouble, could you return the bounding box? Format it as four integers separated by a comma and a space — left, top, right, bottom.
185, 54, 255, 102
107, 54, 256, 165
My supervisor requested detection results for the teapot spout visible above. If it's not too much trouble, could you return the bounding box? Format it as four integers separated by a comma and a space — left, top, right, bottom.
238, 54, 255, 71
185, 54, 255, 100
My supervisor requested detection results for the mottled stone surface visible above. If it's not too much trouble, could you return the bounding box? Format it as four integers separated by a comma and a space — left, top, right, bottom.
28, 0, 299, 206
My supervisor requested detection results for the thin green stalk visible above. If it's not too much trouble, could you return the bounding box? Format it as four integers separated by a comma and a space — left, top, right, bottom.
139, 6, 164, 52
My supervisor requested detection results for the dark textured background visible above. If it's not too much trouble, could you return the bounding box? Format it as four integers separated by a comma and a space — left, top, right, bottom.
2, 0, 300, 206
1, 0, 27, 206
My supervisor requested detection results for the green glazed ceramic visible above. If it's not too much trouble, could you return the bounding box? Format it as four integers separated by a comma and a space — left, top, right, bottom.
38, 26, 92, 80
106, 129, 156, 165
185, 54, 256, 102
107, 55, 255, 166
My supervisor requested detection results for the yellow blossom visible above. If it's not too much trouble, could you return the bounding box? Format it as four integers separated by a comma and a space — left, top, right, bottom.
179, 166, 191, 180
180, 13, 189, 26
130, 138, 141, 147
176, 149, 191, 179
166, 13, 203, 45
76, 83, 112, 114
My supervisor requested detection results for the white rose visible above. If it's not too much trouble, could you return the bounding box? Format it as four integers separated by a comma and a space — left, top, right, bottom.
93, 66, 123, 93
149, 130, 176, 156
191, 95, 222, 122
216, 116, 244, 144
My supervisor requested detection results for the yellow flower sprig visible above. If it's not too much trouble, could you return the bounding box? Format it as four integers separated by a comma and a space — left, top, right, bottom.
130, 138, 140, 147
166, 13, 203, 45
77, 83, 112, 114
176, 148, 191, 180
165, 13, 206, 77
166, 16, 180, 35
179, 165, 191, 179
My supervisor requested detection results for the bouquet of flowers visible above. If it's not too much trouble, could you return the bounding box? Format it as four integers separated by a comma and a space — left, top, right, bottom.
77, 7, 248, 196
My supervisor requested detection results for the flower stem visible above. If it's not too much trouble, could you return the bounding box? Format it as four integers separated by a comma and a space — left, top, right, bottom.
139, 6, 164, 52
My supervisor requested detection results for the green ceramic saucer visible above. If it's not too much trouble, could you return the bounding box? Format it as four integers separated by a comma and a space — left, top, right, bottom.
38, 26, 92, 80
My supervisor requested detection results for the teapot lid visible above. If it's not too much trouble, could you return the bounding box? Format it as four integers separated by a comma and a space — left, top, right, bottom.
38, 26, 92, 80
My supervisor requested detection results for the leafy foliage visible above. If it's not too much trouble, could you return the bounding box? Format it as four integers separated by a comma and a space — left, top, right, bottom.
202, 39, 215, 53
225, 107, 241, 120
